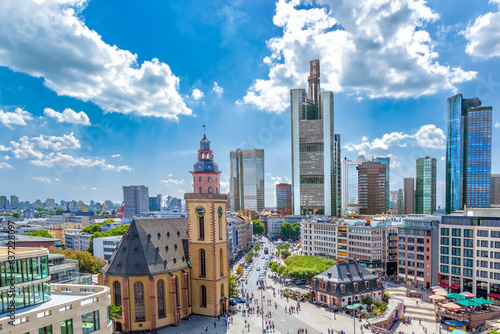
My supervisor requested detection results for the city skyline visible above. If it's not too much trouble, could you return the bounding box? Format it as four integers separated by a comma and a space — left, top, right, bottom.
0, 0, 499, 207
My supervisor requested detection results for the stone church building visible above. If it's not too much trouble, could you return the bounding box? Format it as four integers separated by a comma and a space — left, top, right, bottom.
99, 134, 229, 332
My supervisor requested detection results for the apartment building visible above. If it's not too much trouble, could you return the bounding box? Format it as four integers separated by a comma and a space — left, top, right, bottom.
397, 215, 440, 289
438, 213, 500, 301
93, 236, 123, 260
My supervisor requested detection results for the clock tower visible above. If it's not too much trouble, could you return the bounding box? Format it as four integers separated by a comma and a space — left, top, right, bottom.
185, 132, 229, 317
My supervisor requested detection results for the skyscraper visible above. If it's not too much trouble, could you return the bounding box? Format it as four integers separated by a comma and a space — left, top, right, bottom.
229, 149, 265, 213
276, 183, 292, 215
10, 195, 19, 206
492, 174, 500, 208
0, 196, 6, 209
397, 189, 404, 215
341, 156, 366, 213
122, 185, 149, 218
291, 59, 340, 216
404, 178, 415, 214
357, 161, 387, 215
446, 94, 492, 212
415, 156, 437, 214
373, 156, 390, 211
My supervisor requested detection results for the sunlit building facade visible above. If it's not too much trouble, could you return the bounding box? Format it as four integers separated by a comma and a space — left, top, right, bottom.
230, 148, 265, 212
415, 157, 436, 215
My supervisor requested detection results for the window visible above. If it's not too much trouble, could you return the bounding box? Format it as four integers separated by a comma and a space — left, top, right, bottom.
199, 187, 202, 194
464, 239, 473, 248
452, 238, 461, 246
452, 257, 460, 266
440, 265, 449, 273
464, 249, 473, 258
492, 231, 500, 238
200, 249, 206, 277
464, 269, 473, 277
158, 280, 166, 318
440, 256, 449, 264
477, 230, 488, 237
199, 177, 202, 182
441, 246, 449, 255
82, 310, 100, 334
208, 177, 211, 182
441, 228, 449, 236
441, 237, 449, 245
480, 240, 488, 247
113, 281, 121, 307
464, 259, 473, 267
199, 217, 205, 240
219, 248, 224, 277
39, 325, 53, 334
218, 215, 223, 240
134, 282, 145, 322
60, 319, 73, 334
208, 187, 212, 194
451, 267, 460, 275
201, 285, 207, 307
452, 248, 461, 256
464, 229, 472, 237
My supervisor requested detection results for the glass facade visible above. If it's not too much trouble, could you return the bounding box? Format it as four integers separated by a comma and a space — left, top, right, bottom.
415, 157, 436, 214
446, 94, 491, 212
229, 149, 265, 212
0, 255, 51, 314
82, 310, 100, 334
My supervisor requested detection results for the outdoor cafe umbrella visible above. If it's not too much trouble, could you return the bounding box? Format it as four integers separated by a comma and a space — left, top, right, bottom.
429, 295, 446, 301
450, 330, 469, 334
454, 299, 480, 307
433, 289, 448, 296
459, 292, 475, 298
431, 285, 442, 290
447, 293, 467, 300
469, 297, 495, 305
442, 302, 462, 310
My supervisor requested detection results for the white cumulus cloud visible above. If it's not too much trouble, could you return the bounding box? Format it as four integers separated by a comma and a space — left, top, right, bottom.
161, 178, 185, 186
0, 162, 13, 169
212, 82, 224, 96
344, 124, 446, 155
0, 108, 33, 128
44, 108, 91, 126
111, 154, 121, 158
192, 89, 205, 101
495, 121, 500, 128
0, 0, 191, 120
3, 133, 132, 171
241, 0, 477, 113
463, 8, 500, 59
33, 176, 55, 183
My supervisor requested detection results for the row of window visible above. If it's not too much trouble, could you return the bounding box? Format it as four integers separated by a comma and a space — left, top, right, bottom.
0, 256, 50, 287
35, 310, 102, 334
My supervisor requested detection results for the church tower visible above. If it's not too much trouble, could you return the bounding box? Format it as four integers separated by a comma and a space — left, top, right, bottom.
185, 132, 229, 317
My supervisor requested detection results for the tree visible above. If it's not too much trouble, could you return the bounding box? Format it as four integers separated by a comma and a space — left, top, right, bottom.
48, 246, 105, 274
361, 296, 373, 305
28, 230, 53, 238
252, 220, 265, 236
103, 218, 116, 224
254, 243, 260, 252
81, 224, 102, 234
12, 212, 20, 218
281, 249, 291, 259
87, 224, 129, 254
237, 265, 243, 275
35, 206, 45, 212
3, 213, 11, 216
245, 250, 255, 262
278, 255, 335, 279
228, 272, 239, 298
280, 222, 301, 240
109, 302, 122, 320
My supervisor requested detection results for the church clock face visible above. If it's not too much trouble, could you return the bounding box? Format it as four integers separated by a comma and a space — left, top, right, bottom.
195, 206, 205, 217
218, 206, 223, 217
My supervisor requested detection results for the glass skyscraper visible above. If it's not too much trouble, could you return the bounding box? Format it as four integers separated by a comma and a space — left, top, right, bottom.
230, 149, 265, 212
373, 156, 390, 211
446, 94, 492, 212
341, 155, 366, 213
291, 59, 341, 217
415, 156, 436, 214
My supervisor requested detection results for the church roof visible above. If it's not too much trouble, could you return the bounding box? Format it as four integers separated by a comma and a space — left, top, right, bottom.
101, 218, 190, 277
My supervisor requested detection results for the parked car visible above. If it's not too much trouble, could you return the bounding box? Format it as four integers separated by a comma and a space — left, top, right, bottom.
256, 267, 260, 271
229, 298, 238, 305
236, 297, 246, 303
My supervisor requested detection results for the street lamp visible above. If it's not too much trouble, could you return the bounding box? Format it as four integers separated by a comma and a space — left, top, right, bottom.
346, 304, 362, 334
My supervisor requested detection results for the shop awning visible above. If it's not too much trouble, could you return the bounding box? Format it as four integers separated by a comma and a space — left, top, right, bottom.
469, 297, 495, 305
442, 302, 462, 310
488, 293, 500, 299
450, 284, 461, 290
445, 320, 467, 327
450, 329, 469, 334
447, 293, 466, 300
429, 295, 446, 301
459, 292, 475, 298
439, 282, 449, 287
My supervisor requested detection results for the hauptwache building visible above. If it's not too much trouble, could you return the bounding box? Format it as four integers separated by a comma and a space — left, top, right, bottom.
100, 134, 229, 332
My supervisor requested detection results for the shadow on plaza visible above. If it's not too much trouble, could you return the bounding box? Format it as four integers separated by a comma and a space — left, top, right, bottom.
157, 315, 229, 334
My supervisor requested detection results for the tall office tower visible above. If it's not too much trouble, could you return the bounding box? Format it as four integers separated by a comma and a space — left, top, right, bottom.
333, 134, 342, 216
122, 185, 149, 218
415, 156, 437, 214
397, 189, 404, 215
10, 195, 19, 206
446, 94, 492, 212
0, 196, 6, 209
341, 156, 367, 213
492, 174, 500, 208
229, 148, 265, 213
373, 156, 390, 210
156, 194, 163, 210
276, 183, 292, 215
291, 59, 338, 216
357, 161, 387, 215
404, 178, 415, 214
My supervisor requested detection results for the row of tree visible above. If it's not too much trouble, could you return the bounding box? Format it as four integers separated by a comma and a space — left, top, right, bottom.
279, 222, 300, 240
269, 255, 335, 279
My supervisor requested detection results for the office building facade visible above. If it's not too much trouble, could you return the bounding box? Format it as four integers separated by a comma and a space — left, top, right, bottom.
10, 195, 19, 206
291, 59, 341, 217
230, 149, 265, 213
276, 183, 292, 215
373, 157, 390, 211
341, 156, 366, 214
446, 94, 492, 212
357, 161, 387, 215
415, 157, 437, 215
491, 174, 500, 207
404, 178, 415, 214
397, 215, 440, 289
438, 215, 500, 301
122, 185, 149, 218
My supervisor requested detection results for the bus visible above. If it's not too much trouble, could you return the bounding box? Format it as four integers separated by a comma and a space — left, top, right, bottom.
264, 247, 269, 254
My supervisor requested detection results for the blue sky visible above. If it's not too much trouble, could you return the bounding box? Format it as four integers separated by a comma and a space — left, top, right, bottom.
0, 0, 499, 208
